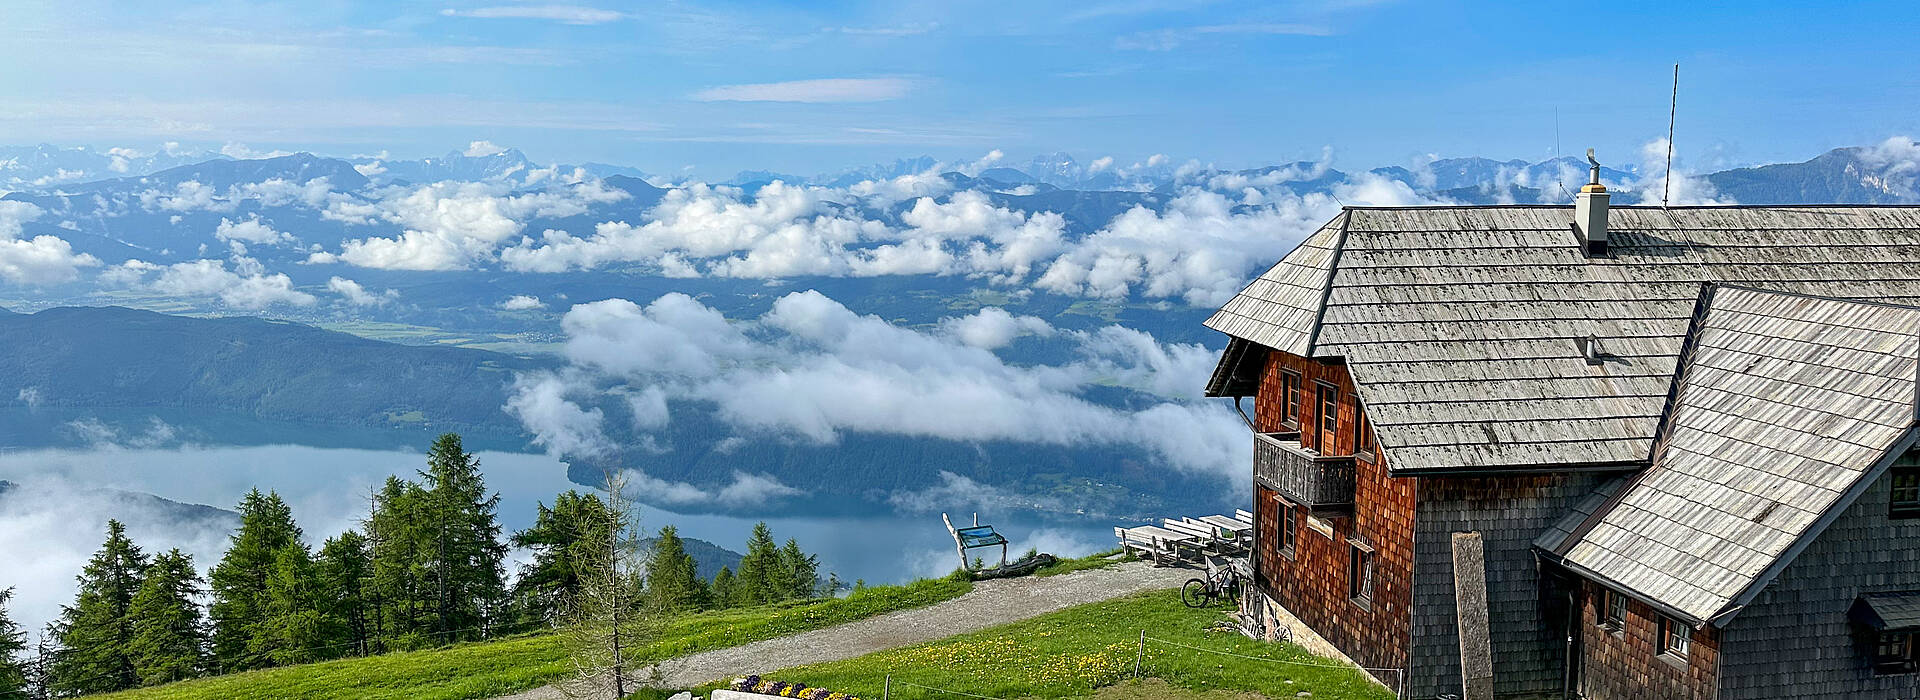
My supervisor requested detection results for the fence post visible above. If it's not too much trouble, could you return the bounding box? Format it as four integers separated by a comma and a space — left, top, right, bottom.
884, 674, 892, 700
1134, 630, 1145, 679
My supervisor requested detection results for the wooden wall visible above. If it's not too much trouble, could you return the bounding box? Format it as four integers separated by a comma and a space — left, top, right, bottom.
1408, 472, 1611, 699
1717, 452, 1920, 699
1250, 350, 1413, 686
1576, 579, 1720, 699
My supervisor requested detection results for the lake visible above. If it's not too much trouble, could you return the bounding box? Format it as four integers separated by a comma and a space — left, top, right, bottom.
0, 444, 1127, 634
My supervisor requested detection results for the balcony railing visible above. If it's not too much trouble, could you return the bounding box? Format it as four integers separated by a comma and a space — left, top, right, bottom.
1253, 431, 1355, 514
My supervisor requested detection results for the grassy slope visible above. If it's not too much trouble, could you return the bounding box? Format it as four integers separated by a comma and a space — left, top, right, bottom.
699, 590, 1393, 700
95, 578, 971, 700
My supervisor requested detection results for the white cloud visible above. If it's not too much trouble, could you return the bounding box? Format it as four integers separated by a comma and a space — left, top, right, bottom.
499, 294, 544, 310
326, 276, 398, 306
320, 179, 628, 270
218, 142, 294, 160
509, 291, 1246, 484
1627, 138, 1734, 206
1115, 22, 1331, 51
214, 217, 294, 245
940, 307, 1054, 350
441, 5, 626, 24
123, 256, 318, 309
0, 201, 100, 285
463, 140, 509, 157
691, 78, 914, 103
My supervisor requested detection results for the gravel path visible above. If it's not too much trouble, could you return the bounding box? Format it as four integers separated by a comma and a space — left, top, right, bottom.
498, 560, 1193, 699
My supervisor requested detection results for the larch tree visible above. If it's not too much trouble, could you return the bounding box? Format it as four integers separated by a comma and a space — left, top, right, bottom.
776, 538, 819, 601
731, 523, 779, 607
49, 520, 148, 695
368, 475, 433, 650
708, 567, 735, 611
256, 544, 341, 666
419, 433, 507, 641
208, 489, 303, 672
126, 549, 208, 686
316, 531, 374, 657
558, 469, 661, 700
511, 490, 615, 624
0, 588, 27, 700
643, 526, 705, 612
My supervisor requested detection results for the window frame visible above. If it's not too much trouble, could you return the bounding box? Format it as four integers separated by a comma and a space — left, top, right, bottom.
1315, 382, 1340, 454
1873, 632, 1918, 675
1348, 541, 1374, 608
1278, 499, 1298, 560
1657, 615, 1691, 660
1892, 466, 1920, 519
1355, 399, 1375, 461
1602, 589, 1626, 633
1279, 371, 1302, 429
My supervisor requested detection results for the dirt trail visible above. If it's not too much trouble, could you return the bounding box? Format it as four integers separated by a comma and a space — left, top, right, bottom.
497, 560, 1192, 699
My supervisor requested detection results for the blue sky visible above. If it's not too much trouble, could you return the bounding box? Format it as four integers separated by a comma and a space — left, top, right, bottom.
3, 0, 1917, 177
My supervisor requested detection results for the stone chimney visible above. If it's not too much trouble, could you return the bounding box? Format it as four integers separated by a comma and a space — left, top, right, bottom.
1574, 148, 1609, 256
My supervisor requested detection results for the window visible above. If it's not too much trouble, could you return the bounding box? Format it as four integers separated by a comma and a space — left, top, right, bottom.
1348, 542, 1374, 606
1874, 632, 1917, 675
1602, 589, 1626, 631
1278, 500, 1298, 559
1355, 401, 1374, 459
1657, 615, 1690, 659
1280, 372, 1301, 427
1316, 384, 1340, 453
1893, 466, 1920, 519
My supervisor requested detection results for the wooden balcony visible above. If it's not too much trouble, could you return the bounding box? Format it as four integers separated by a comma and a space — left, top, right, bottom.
1253, 431, 1355, 515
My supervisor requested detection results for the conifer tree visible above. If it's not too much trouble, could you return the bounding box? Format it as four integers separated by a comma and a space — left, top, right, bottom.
732, 523, 779, 607
419, 433, 507, 641
316, 531, 374, 657
511, 490, 614, 623
643, 526, 705, 612
208, 489, 302, 671
255, 543, 341, 666
368, 475, 432, 650
557, 469, 661, 699
709, 567, 735, 611
126, 549, 207, 686
49, 520, 148, 695
0, 588, 27, 700
776, 538, 819, 601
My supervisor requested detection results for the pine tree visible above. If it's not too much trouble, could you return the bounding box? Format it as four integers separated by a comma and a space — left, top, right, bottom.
643, 526, 705, 612
0, 588, 27, 700
316, 531, 374, 657
255, 544, 341, 666
709, 567, 735, 611
49, 520, 148, 695
126, 549, 207, 686
732, 523, 779, 607
419, 434, 507, 642
368, 475, 433, 650
511, 491, 615, 623
208, 489, 303, 672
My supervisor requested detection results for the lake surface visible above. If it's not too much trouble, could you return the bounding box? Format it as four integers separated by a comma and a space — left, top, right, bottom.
0, 444, 1126, 633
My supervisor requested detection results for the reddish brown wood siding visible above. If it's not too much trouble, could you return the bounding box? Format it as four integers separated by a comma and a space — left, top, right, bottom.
1577, 579, 1720, 700
1251, 350, 1414, 683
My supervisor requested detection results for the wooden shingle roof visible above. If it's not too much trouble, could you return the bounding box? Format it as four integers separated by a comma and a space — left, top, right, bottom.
1557, 285, 1919, 624
1206, 205, 1920, 473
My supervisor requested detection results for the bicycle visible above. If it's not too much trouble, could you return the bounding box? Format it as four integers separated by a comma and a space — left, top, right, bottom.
1181, 560, 1242, 608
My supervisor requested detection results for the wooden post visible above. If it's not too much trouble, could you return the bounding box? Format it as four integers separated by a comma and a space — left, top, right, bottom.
1135, 629, 1146, 678
1452, 531, 1495, 700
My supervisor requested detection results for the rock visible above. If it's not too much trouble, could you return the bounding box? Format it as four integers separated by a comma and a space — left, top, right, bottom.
670, 693, 694, 700
1295, 693, 1312, 698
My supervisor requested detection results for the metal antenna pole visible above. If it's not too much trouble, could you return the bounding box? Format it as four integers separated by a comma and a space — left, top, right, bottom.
1663, 63, 1679, 208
